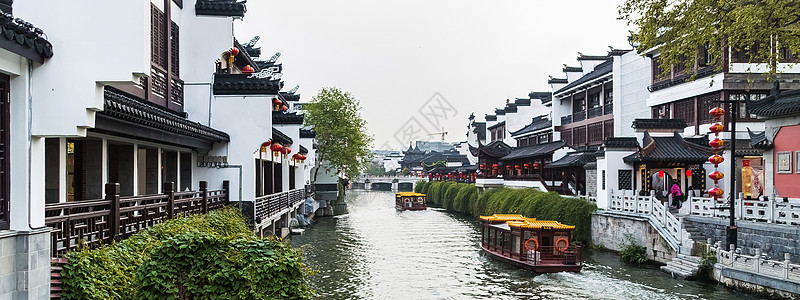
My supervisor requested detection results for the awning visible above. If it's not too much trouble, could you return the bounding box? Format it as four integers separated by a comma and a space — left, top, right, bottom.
544, 151, 596, 168
623, 132, 711, 164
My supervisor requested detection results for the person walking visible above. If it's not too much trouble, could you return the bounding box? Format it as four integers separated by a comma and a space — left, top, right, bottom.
670, 180, 682, 209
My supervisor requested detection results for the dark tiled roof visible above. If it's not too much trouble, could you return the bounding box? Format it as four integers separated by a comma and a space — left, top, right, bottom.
554, 59, 612, 94
504, 103, 517, 113
563, 65, 582, 73
468, 143, 478, 156
273, 111, 304, 124
456, 165, 478, 173
632, 118, 687, 130
608, 48, 632, 56
604, 137, 639, 148
299, 145, 308, 154
510, 115, 551, 137
748, 128, 771, 149
213, 73, 283, 95
746, 85, 800, 118
300, 129, 316, 139
548, 77, 568, 84
577, 54, 610, 61
195, 0, 246, 17
501, 141, 568, 161
515, 98, 531, 106
280, 91, 300, 102
255, 61, 282, 73
545, 151, 596, 168
529, 92, 553, 104
487, 121, 505, 131
272, 128, 292, 145
623, 132, 711, 164
428, 166, 458, 174
485, 115, 497, 121
495, 108, 506, 115
479, 141, 513, 158
101, 88, 229, 143
0, 12, 53, 63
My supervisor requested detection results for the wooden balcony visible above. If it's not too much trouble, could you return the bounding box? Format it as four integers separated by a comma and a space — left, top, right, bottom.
254, 188, 306, 224
560, 115, 572, 125
44, 180, 229, 256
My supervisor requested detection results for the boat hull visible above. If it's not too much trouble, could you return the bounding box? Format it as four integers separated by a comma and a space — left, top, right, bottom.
480, 245, 582, 273
396, 205, 426, 211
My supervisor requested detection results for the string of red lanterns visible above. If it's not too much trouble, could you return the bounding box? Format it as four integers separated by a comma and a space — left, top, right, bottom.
708, 107, 726, 202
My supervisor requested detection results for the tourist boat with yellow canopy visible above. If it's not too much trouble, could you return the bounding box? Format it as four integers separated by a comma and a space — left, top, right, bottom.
479, 214, 582, 273
395, 192, 426, 211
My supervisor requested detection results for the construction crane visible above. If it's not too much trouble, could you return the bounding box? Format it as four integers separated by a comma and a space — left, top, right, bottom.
428, 127, 448, 142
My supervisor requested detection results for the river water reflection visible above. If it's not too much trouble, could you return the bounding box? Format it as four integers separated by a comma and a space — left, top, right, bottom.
292, 190, 751, 300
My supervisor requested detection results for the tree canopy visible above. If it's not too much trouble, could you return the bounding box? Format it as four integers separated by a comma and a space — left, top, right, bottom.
620, 0, 800, 80
303, 87, 373, 178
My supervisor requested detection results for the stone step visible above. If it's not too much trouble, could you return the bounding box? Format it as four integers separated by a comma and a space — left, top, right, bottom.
676, 254, 701, 264
665, 261, 698, 273
660, 265, 694, 279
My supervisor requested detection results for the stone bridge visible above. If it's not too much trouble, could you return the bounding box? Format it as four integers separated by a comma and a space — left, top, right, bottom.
353, 176, 425, 191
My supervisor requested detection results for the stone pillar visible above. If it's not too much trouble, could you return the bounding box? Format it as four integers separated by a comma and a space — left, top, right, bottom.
0, 228, 51, 299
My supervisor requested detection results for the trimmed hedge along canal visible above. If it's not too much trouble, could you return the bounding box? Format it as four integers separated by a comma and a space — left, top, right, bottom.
293, 189, 751, 299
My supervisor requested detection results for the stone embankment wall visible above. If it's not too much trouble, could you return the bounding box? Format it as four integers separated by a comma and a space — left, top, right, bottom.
591, 212, 676, 264
683, 215, 800, 263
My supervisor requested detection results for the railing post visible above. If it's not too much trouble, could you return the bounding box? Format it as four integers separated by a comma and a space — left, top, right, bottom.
222, 180, 230, 204
164, 181, 175, 219
106, 183, 120, 243
768, 195, 775, 223
785, 253, 791, 280
200, 181, 208, 213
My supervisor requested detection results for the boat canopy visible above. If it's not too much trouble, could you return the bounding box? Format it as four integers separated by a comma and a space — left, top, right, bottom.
396, 192, 425, 197
507, 220, 574, 230
479, 214, 535, 223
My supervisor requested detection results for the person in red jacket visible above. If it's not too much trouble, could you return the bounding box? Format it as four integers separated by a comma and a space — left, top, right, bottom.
670, 180, 682, 208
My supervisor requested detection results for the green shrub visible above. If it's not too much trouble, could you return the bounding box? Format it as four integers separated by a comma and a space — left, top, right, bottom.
414, 180, 427, 193
698, 249, 717, 280
60, 207, 312, 299
619, 234, 648, 264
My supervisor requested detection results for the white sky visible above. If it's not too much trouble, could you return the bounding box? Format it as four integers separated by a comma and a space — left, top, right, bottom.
236, 1, 632, 150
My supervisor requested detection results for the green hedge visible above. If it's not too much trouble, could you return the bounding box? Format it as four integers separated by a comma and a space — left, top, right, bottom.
420, 181, 597, 244
60, 207, 312, 300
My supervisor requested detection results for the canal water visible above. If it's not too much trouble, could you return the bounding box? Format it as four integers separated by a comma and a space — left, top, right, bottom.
292, 190, 752, 300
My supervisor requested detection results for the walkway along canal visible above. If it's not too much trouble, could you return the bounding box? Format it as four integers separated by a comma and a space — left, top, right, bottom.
292, 190, 751, 299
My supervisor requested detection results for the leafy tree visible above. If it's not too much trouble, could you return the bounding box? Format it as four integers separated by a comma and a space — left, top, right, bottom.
620, 0, 800, 80
364, 161, 389, 176
400, 168, 410, 176
304, 87, 373, 179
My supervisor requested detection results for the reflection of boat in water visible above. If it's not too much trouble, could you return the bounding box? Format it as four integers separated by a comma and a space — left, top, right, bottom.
395, 192, 426, 211
479, 214, 582, 273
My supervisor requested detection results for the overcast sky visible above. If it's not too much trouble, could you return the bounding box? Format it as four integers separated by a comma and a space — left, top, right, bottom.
236, 1, 632, 150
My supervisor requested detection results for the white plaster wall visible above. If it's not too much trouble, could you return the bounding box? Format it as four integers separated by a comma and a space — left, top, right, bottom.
565, 71, 582, 83
274, 123, 301, 191
18, 1, 150, 137
730, 63, 800, 74
579, 60, 604, 76
615, 52, 652, 137
647, 73, 724, 108
179, 4, 234, 85
299, 137, 316, 185
209, 95, 273, 202
597, 150, 635, 209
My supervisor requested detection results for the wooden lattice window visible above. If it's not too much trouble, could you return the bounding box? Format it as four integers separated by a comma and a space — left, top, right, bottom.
618, 170, 632, 190
603, 119, 614, 140
561, 130, 572, 146
674, 98, 695, 126
151, 5, 166, 68
573, 126, 586, 147
698, 92, 721, 124
588, 122, 603, 145
170, 21, 179, 76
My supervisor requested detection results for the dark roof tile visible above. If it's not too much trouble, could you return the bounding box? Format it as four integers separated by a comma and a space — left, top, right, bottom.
195, 0, 246, 17
604, 137, 639, 148
545, 150, 596, 168
487, 121, 505, 130
510, 115, 551, 137
501, 141, 568, 161
0, 12, 53, 62
554, 59, 612, 94
632, 118, 687, 130
272, 128, 293, 145
479, 141, 513, 158
300, 129, 316, 139
623, 132, 711, 163
272, 111, 304, 124
746, 82, 800, 118
213, 73, 283, 95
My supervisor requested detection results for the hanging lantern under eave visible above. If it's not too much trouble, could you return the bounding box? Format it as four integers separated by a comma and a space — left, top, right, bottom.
270, 143, 283, 156
260, 140, 272, 153
709, 138, 725, 148
515, 164, 521, 169
479, 164, 486, 169
280, 105, 289, 112
492, 164, 499, 169
229, 47, 240, 56
686, 170, 692, 178
709, 107, 726, 119
272, 98, 283, 108
523, 163, 531, 168
708, 171, 724, 183
708, 154, 724, 165
658, 170, 664, 178
242, 65, 255, 74
533, 163, 541, 169
709, 123, 724, 134
707, 187, 724, 197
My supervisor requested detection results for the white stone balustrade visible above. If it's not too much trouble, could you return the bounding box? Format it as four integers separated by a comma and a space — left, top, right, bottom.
680, 193, 800, 225
714, 241, 800, 284
608, 190, 693, 252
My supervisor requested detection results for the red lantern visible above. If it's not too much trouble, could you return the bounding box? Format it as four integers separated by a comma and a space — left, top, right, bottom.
708, 154, 724, 165
260, 140, 272, 152
292, 153, 300, 160
743, 159, 750, 167
492, 164, 499, 169
707, 187, 724, 197
709, 123, 724, 134
515, 164, 521, 169
709, 138, 724, 148
708, 171, 724, 183
523, 163, 531, 168
282, 147, 292, 155
272, 98, 283, 106
506, 165, 511, 170
229, 47, 240, 56
280, 105, 288, 112
270, 144, 283, 158
479, 164, 486, 169
686, 170, 692, 177
242, 65, 255, 74
709, 107, 725, 119
658, 170, 664, 178
533, 163, 541, 169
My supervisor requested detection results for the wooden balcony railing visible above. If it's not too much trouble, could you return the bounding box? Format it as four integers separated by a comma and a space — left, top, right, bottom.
603, 103, 613, 115
588, 106, 603, 119
254, 188, 305, 224
560, 115, 572, 125
572, 111, 586, 122
45, 180, 229, 256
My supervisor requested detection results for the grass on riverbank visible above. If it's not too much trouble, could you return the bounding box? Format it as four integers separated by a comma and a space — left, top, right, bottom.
415, 180, 597, 244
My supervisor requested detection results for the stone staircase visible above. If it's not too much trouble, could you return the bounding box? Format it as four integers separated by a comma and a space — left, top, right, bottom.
681, 220, 708, 243
660, 254, 701, 279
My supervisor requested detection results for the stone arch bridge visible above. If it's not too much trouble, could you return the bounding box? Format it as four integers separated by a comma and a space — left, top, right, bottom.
353, 176, 425, 191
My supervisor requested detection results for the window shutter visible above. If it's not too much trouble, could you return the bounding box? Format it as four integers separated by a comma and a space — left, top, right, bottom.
151, 4, 166, 68
170, 21, 179, 76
